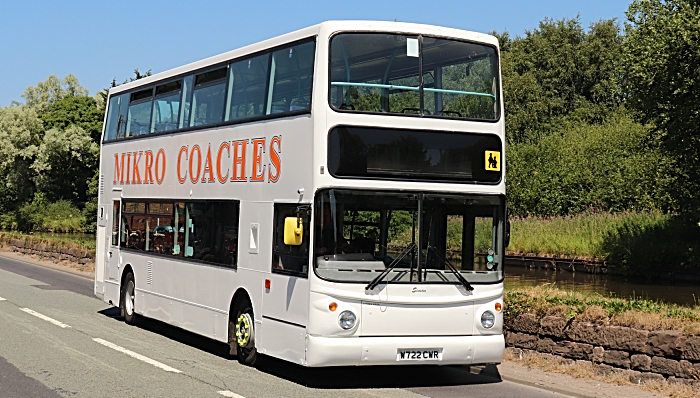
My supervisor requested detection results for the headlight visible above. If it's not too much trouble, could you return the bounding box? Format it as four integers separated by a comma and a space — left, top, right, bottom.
481, 311, 495, 328
338, 310, 356, 330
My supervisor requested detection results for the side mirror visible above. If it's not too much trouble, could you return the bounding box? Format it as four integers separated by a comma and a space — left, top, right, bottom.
284, 217, 303, 245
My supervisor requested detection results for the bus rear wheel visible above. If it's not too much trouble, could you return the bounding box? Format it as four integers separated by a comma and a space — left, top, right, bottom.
121, 272, 137, 325
234, 299, 257, 366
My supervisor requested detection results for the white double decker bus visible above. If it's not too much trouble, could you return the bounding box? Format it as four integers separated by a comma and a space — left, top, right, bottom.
94, 21, 507, 367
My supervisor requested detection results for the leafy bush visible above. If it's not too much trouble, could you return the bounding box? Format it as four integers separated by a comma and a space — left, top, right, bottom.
507, 113, 674, 217
16, 195, 85, 233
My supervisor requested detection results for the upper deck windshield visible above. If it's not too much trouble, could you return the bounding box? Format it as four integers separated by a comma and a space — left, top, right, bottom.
314, 189, 505, 284
329, 33, 499, 120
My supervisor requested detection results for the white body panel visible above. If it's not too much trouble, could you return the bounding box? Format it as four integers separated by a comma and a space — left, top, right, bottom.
96, 20, 505, 367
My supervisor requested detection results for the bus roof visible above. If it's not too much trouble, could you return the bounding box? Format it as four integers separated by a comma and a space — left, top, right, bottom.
109, 20, 498, 96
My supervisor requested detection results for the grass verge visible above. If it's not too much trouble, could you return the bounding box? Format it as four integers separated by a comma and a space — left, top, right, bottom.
505, 285, 700, 335
0, 231, 95, 251
507, 209, 700, 275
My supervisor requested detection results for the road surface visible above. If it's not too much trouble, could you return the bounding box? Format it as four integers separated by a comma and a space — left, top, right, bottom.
0, 255, 569, 398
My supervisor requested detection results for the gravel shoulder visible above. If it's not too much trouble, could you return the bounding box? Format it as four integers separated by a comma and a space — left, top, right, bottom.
493, 362, 666, 398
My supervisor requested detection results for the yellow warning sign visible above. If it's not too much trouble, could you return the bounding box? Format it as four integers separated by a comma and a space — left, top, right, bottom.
485, 151, 501, 171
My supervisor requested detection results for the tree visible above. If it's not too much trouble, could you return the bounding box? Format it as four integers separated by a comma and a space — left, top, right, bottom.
21, 74, 89, 113
499, 17, 623, 144
0, 106, 44, 205
31, 125, 99, 204
41, 96, 104, 143
622, 0, 700, 217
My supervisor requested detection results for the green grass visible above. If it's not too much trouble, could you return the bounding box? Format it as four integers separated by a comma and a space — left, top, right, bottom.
506, 209, 700, 274
507, 209, 672, 259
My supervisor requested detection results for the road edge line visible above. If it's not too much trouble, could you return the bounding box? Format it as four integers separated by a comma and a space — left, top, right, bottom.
19, 308, 71, 328
92, 338, 182, 373
218, 391, 246, 398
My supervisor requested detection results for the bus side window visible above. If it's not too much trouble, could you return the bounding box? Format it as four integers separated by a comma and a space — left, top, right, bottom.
173, 202, 185, 256
272, 204, 310, 276
226, 53, 270, 122
267, 40, 315, 115
111, 201, 120, 246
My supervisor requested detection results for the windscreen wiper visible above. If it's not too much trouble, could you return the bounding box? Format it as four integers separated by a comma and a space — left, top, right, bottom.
366, 243, 415, 291
426, 245, 474, 292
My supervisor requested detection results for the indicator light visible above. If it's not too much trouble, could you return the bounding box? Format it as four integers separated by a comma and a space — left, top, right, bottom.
329, 302, 338, 312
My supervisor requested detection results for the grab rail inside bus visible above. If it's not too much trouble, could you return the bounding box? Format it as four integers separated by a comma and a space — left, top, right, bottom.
330, 82, 496, 98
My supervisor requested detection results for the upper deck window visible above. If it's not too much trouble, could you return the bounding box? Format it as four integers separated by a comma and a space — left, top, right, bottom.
103, 37, 316, 143
152, 81, 182, 133
329, 33, 499, 121
190, 67, 228, 127
126, 88, 153, 137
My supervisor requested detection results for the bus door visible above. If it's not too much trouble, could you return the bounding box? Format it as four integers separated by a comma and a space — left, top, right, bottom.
95, 203, 109, 296
262, 204, 311, 363
107, 200, 122, 282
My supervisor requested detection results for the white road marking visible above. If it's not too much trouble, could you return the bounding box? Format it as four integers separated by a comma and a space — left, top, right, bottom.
0, 297, 5, 301
218, 391, 246, 398
92, 338, 182, 373
20, 308, 71, 328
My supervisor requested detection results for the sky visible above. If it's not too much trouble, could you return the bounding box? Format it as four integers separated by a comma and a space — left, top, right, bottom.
0, 0, 633, 107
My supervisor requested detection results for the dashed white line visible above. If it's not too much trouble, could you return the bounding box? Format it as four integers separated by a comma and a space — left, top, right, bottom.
218, 391, 246, 398
0, 297, 6, 301
20, 308, 71, 328
92, 338, 182, 373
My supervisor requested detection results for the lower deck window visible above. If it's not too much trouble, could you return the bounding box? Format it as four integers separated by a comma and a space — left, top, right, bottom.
118, 199, 239, 267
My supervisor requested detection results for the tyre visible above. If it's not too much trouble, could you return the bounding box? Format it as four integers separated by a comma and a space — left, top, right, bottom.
227, 315, 238, 358
233, 298, 257, 366
121, 271, 137, 325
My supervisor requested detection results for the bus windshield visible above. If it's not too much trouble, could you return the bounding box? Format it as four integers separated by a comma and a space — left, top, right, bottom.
329, 33, 499, 120
314, 189, 504, 284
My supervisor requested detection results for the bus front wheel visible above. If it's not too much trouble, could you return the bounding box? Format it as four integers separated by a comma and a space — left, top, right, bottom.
233, 299, 257, 366
121, 272, 137, 325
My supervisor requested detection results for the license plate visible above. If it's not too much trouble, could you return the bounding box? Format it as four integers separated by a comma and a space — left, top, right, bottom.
396, 349, 443, 361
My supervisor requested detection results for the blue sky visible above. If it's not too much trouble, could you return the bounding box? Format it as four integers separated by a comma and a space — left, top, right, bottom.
0, 0, 632, 107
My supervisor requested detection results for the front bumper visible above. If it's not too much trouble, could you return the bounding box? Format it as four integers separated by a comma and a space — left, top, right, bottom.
305, 334, 504, 367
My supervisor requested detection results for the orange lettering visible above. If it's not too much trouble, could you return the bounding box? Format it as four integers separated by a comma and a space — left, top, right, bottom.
231, 140, 247, 182
177, 146, 188, 184
132, 151, 143, 184
155, 149, 166, 184
125, 153, 132, 184
268, 136, 281, 182
201, 145, 215, 183
189, 145, 202, 184
114, 153, 126, 184
217, 142, 230, 183
144, 151, 154, 184
251, 138, 266, 181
